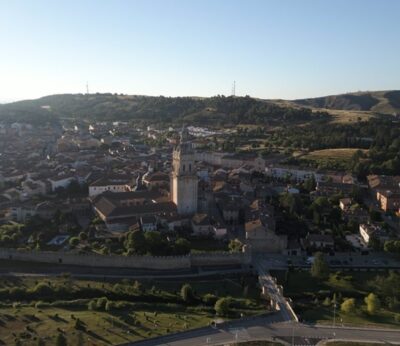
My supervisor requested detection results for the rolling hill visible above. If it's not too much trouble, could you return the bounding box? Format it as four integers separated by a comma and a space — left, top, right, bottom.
293, 90, 400, 115
0, 90, 398, 126
0, 94, 328, 126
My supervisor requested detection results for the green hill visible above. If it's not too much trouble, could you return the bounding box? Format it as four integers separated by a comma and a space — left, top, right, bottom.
293, 90, 400, 115
0, 94, 328, 126
1, 90, 398, 126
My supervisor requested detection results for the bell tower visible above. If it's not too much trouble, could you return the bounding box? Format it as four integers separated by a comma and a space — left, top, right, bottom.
171, 126, 198, 215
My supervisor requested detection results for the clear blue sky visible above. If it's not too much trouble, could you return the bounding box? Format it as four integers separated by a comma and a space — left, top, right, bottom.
1, 0, 399, 102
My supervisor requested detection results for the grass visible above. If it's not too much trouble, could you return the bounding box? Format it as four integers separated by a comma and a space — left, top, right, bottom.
0, 305, 213, 345
323, 342, 388, 346
303, 148, 368, 161
226, 341, 283, 346
0, 274, 266, 345
271, 270, 400, 329
325, 109, 375, 124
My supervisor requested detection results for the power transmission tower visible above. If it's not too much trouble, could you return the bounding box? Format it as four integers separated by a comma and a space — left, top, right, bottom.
231, 80, 236, 96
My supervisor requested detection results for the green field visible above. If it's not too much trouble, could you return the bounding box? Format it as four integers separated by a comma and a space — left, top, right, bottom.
322, 342, 387, 346
226, 341, 283, 346
0, 274, 265, 345
303, 148, 368, 162
0, 305, 211, 345
271, 270, 400, 328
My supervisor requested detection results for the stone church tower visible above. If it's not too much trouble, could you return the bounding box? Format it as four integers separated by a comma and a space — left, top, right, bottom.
171, 127, 198, 215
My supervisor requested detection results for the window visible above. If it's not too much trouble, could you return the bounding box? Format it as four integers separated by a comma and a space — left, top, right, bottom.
183, 164, 186, 172
189, 164, 192, 172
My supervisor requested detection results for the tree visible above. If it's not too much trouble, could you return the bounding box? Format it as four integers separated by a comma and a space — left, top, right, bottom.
125, 230, 146, 255
311, 252, 329, 280
228, 239, 243, 253
55, 333, 67, 346
368, 236, 381, 251
341, 298, 356, 314
88, 300, 96, 311
180, 284, 194, 303
384, 240, 400, 254
279, 193, 301, 215
69, 237, 80, 247
214, 297, 231, 316
144, 231, 165, 255
78, 232, 88, 241
364, 293, 381, 315
174, 238, 190, 255
304, 175, 316, 192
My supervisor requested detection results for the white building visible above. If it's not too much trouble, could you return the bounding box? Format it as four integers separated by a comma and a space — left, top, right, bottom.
359, 223, 390, 244
266, 165, 323, 182
89, 177, 132, 197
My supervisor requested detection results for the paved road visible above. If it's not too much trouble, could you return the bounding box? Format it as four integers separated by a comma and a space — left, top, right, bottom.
123, 317, 400, 346
254, 257, 294, 322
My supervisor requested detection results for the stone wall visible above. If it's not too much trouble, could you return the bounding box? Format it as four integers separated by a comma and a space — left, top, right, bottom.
0, 249, 251, 270
190, 252, 252, 266
0, 248, 190, 270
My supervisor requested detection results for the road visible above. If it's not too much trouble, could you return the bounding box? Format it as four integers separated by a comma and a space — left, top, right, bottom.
254, 256, 295, 322
122, 316, 400, 346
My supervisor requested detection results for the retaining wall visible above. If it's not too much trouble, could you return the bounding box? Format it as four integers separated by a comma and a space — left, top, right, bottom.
0, 248, 251, 270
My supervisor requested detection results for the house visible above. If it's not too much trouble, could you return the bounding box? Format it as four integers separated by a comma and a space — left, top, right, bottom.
367, 175, 400, 192
266, 165, 323, 182
89, 176, 132, 197
303, 233, 335, 250
93, 190, 177, 231
140, 215, 158, 232
339, 198, 353, 211
142, 171, 170, 189
48, 175, 76, 192
359, 223, 390, 244
376, 190, 400, 212
245, 218, 287, 253
191, 213, 212, 235
316, 182, 354, 196
5, 204, 36, 222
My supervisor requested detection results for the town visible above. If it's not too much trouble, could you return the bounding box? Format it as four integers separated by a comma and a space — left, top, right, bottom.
2, 0, 400, 344
1, 119, 399, 258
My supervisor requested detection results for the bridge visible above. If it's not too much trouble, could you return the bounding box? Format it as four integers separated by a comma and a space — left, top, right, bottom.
253, 255, 298, 322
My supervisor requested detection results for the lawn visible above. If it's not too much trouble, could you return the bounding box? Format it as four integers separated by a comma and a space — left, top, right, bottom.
0, 305, 213, 345
271, 270, 400, 328
0, 274, 266, 345
323, 343, 386, 346
226, 341, 283, 346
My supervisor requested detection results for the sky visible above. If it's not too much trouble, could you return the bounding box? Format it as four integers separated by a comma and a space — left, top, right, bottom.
0, 0, 399, 102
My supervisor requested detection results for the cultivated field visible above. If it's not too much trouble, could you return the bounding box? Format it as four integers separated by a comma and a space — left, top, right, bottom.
303, 148, 368, 162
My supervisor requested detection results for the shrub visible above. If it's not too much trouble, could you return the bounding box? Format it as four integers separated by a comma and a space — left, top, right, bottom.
364, 293, 381, 315
180, 284, 194, 303
202, 294, 218, 305
96, 297, 108, 310
215, 298, 231, 316
341, 298, 356, 314
87, 300, 96, 311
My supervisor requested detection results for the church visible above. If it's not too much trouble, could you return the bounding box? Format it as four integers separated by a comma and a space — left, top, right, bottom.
171, 127, 198, 215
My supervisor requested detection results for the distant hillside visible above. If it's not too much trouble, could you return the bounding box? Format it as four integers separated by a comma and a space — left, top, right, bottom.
293, 90, 400, 114
0, 93, 328, 126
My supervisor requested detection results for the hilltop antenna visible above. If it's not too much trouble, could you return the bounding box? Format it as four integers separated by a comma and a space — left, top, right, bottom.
86, 82, 89, 94
231, 80, 236, 96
